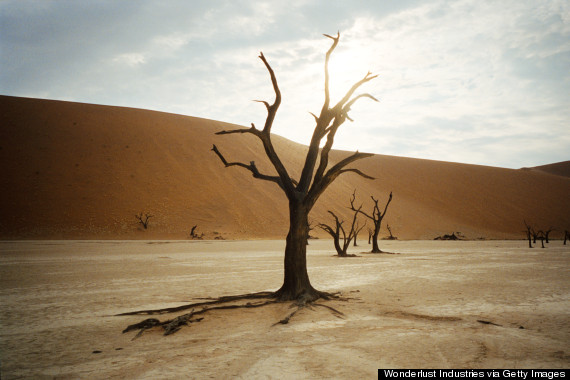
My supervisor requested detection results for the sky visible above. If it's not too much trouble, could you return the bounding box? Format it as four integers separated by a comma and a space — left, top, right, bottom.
1, 0, 569, 169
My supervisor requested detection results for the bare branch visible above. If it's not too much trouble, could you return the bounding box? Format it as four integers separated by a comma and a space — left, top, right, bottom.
250, 52, 296, 196
297, 32, 343, 192
215, 123, 260, 137
338, 168, 375, 179
253, 100, 271, 111
211, 145, 286, 188
343, 93, 379, 120
214, 52, 295, 197
212, 145, 298, 189
333, 72, 378, 113
298, 34, 377, 195
307, 151, 374, 207
258, 52, 281, 134
309, 112, 319, 123
349, 190, 374, 220
379, 192, 393, 219
322, 31, 340, 112
318, 222, 336, 236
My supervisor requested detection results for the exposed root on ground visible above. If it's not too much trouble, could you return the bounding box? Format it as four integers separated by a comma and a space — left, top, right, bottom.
117, 291, 275, 316
119, 290, 351, 338
477, 319, 502, 327
365, 250, 399, 255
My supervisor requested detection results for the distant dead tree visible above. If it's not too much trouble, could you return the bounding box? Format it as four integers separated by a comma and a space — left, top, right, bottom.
528, 225, 552, 248
353, 219, 366, 247
536, 230, 546, 248
319, 209, 362, 257
544, 227, 554, 244
122, 32, 379, 337
306, 219, 317, 245
385, 224, 397, 240
135, 212, 152, 229
349, 190, 393, 253
434, 233, 461, 241
189, 225, 204, 239
523, 220, 533, 248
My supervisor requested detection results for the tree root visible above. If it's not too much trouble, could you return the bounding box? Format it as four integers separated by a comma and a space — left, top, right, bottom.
366, 250, 399, 255
117, 291, 275, 316
120, 290, 351, 338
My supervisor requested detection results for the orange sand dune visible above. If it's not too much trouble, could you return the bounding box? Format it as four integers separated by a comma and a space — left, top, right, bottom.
1, 95, 569, 240
528, 161, 570, 178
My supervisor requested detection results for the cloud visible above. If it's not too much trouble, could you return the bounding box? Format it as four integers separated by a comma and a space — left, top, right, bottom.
318, 0, 570, 167
1, 0, 568, 168
112, 53, 146, 67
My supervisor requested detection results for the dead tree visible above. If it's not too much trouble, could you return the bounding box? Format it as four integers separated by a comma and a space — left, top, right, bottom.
385, 224, 397, 240
212, 33, 376, 301
523, 220, 533, 248
120, 32, 377, 337
319, 208, 362, 257
349, 190, 393, 253
531, 227, 540, 244
536, 230, 546, 248
189, 225, 204, 239
434, 233, 460, 240
135, 212, 152, 229
544, 227, 553, 244
353, 219, 366, 247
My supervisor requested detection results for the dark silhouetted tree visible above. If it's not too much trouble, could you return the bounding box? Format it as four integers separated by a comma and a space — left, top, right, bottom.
135, 212, 152, 229
120, 33, 378, 337
353, 219, 366, 247
536, 230, 546, 248
349, 190, 393, 253
385, 224, 397, 240
319, 207, 363, 257
190, 225, 204, 239
523, 220, 533, 248
212, 33, 376, 301
544, 227, 553, 244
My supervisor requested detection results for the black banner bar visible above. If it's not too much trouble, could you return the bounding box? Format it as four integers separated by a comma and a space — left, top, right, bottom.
378, 369, 568, 380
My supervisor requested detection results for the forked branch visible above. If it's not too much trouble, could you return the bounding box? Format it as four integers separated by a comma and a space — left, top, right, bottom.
211, 144, 287, 188
308, 151, 375, 207
213, 52, 295, 197
298, 40, 377, 197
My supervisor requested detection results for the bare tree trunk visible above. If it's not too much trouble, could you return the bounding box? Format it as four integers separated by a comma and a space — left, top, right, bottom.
527, 231, 533, 248
523, 220, 533, 248
372, 222, 382, 253
275, 201, 319, 301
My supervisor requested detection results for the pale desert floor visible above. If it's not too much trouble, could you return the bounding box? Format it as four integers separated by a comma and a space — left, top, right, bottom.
0, 240, 569, 379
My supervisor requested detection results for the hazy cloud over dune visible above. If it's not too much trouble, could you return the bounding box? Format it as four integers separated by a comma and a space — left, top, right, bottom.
1, 0, 569, 168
